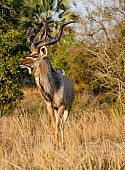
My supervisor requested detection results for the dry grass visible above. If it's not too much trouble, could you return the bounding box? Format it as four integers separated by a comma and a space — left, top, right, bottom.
1, 88, 125, 170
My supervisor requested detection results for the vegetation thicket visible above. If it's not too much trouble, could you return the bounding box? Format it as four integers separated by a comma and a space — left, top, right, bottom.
0, 29, 28, 114
0, 0, 29, 114
1, 0, 125, 115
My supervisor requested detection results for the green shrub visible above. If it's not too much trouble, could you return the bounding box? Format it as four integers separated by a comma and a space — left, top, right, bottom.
0, 29, 29, 115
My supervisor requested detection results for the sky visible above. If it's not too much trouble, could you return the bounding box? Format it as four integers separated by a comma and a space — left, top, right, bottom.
69, 0, 121, 17
68, 0, 125, 40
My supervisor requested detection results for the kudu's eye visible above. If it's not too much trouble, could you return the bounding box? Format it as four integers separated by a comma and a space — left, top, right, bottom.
33, 54, 38, 58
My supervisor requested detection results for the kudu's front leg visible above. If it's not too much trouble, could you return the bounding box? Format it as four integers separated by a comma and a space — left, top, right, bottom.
54, 105, 65, 144
60, 110, 69, 146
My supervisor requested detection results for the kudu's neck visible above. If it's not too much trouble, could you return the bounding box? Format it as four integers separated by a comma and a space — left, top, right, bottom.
39, 56, 54, 79
34, 56, 55, 101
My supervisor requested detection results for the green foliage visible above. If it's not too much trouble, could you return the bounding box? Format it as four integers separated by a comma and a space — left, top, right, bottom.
0, 29, 29, 115
0, 0, 25, 32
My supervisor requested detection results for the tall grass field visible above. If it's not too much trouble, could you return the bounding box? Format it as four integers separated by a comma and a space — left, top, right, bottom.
0, 88, 125, 170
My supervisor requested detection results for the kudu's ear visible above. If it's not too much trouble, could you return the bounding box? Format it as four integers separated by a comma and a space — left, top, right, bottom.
39, 46, 47, 57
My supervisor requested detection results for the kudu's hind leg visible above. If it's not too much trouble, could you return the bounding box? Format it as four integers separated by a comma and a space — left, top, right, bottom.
54, 110, 58, 141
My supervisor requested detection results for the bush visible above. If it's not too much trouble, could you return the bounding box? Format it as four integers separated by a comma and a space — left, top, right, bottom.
0, 29, 29, 115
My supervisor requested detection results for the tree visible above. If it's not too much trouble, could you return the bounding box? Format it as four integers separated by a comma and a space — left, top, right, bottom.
19, 0, 75, 42
0, 0, 26, 30
71, 0, 125, 112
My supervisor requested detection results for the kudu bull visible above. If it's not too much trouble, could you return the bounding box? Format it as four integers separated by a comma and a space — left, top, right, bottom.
21, 21, 75, 145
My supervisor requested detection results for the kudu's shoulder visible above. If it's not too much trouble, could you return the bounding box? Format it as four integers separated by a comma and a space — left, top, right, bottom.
51, 68, 64, 91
